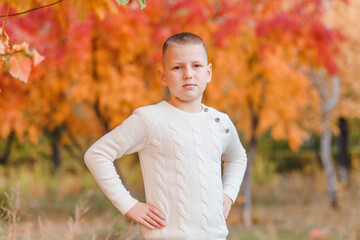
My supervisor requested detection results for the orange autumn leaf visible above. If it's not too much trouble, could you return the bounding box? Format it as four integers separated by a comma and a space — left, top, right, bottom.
31, 49, 44, 66
9, 53, 32, 83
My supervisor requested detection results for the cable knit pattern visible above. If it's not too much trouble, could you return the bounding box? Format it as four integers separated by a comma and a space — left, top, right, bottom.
168, 118, 190, 239
190, 120, 210, 239
84, 101, 247, 240
152, 139, 168, 238
207, 111, 227, 233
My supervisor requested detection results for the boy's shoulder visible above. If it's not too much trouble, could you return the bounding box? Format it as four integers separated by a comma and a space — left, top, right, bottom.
131, 101, 168, 122
133, 100, 167, 114
204, 105, 227, 116
203, 105, 231, 121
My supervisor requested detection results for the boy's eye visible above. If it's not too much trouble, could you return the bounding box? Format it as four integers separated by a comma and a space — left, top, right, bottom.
173, 66, 182, 70
193, 64, 201, 68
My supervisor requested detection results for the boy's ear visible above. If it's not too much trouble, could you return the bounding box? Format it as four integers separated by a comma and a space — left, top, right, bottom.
207, 63, 212, 83
158, 69, 168, 87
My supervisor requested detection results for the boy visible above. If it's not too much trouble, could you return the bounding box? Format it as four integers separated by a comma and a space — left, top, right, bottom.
84, 32, 247, 240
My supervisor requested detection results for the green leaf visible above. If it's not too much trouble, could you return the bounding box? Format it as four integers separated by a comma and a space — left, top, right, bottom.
250, 0, 255, 9
24, 50, 32, 57
4, 55, 10, 69
138, 0, 146, 10
116, 0, 130, 6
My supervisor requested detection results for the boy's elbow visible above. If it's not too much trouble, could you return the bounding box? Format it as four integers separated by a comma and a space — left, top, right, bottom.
83, 148, 94, 168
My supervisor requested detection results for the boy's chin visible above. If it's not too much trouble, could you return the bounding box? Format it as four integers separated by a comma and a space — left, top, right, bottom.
170, 92, 204, 101
172, 97, 203, 104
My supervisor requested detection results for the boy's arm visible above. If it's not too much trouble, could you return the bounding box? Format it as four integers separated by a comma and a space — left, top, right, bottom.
221, 115, 247, 205
84, 110, 148, 215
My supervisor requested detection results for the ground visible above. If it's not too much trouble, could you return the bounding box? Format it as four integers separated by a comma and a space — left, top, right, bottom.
0, 164, 359, 240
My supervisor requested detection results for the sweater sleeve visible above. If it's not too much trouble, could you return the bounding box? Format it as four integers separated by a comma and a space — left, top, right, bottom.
84, 109, 149, 215
221, 115, 247, 205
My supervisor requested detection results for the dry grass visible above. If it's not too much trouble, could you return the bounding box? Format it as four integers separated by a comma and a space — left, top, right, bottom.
0, 184, 21, 240
0, 165, 359, 240
0, 185, 143, 240
227, 171, 360, 240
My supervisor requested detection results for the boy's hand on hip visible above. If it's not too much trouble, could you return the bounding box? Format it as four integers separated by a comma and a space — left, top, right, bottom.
223, 193, 233, 219
125, 202, 166, 230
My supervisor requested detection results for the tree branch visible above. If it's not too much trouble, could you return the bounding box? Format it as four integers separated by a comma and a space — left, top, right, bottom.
0, 50, 23, 56
1, 0, 10, 39
0, 0, 64, 18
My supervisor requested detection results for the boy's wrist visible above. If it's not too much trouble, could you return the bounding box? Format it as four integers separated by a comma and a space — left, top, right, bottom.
118, 196, 139, 215
223, 193, 233, 205
223, 189, 237, 205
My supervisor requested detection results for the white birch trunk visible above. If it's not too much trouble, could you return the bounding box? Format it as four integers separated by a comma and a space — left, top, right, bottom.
310, 70, 340, 208
320, 117, 338, 207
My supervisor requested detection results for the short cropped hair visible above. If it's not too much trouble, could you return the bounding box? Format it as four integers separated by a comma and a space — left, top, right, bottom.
162, 32, 208, 64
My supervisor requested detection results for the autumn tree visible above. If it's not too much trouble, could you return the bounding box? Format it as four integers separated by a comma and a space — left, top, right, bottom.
0, 1, 161, 169
323, 0, 360, 183
207, 0, 344, 226
1, 0, 354, 229
0, 0, 121, 84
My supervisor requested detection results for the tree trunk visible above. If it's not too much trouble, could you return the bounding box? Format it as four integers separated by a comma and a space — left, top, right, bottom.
309, 72, 340, 208
91, 35, 110, 133
242, 135, 257, 228
320, 117, 338, 208
49, 127, 62, 171
0, 131, 15, 165
90, 33, 131, 193
338, 117, 351, 183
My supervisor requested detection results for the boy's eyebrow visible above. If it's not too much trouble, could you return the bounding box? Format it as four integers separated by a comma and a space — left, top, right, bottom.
171, 60, 206, 65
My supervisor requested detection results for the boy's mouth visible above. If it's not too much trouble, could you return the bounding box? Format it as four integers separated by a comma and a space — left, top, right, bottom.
183, 83, 196, 88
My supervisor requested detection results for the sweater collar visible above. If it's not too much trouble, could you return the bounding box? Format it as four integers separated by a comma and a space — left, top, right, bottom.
161, 100, 208, 118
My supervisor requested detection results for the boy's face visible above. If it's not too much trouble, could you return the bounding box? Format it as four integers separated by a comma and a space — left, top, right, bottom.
159, 44, 212, 106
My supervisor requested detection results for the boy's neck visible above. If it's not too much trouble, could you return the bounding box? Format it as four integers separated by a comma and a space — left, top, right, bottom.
168, 99, 203, 113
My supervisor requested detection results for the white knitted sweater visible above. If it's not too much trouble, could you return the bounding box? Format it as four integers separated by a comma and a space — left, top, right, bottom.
84, 101, 247, 240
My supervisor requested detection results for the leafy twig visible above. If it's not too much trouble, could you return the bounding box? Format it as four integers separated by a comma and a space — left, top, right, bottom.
0, 0, 64, 18
1, 0, 10, 40
0, 49, 23, 57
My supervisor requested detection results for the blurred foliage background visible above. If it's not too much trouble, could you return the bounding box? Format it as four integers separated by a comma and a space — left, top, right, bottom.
0, 0, 359, 239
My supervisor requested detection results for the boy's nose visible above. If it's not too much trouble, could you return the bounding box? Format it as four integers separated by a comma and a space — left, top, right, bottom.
183, 68, 192, 80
